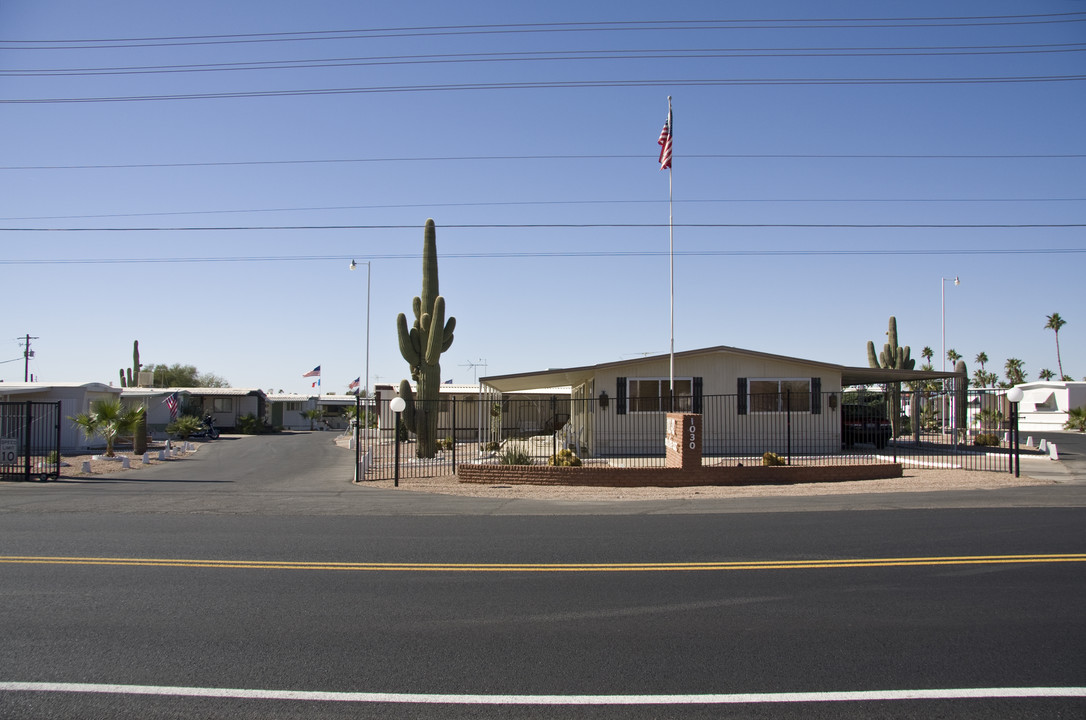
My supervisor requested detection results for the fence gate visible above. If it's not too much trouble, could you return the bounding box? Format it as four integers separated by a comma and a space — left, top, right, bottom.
0, 401, 62, 481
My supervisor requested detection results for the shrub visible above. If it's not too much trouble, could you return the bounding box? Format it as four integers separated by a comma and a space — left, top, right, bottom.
548, 448, 582, 467
166, 415, 204, 439
436, 436, 455, 451
762, 452, 786, 467
47, 450, 60, 464
483, 441, 501, 452
498, 448, 533, 465
973, 433, 1001, 447
235, 413, 273, 435
1064, 407, 1086, 433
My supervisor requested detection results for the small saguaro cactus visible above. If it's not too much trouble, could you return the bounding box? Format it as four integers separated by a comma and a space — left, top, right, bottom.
867, 317, 915, 439
119, 340, 142, 388
396, 219, 456, 458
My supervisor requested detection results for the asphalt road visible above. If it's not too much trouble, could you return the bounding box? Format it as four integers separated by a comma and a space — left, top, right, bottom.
1, 432, 1084, 718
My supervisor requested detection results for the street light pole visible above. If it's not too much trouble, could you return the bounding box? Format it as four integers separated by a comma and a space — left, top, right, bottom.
941, 276, 960, 433
350, 260, 371, 483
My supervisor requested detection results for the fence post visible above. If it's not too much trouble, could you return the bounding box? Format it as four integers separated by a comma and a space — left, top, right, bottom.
451, 397, 457, 472
786, 390, 792, 465
551, 395, 558, 462
24, 400, 33, 480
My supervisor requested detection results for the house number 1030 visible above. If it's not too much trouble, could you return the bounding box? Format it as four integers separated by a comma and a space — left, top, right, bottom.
688, 422, 697, 449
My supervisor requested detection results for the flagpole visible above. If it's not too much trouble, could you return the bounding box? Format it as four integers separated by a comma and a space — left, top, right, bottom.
667, 96, 674, 401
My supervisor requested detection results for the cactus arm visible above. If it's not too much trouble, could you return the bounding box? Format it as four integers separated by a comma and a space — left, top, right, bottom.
412, 296, 422, 322
866, 341, 879, 369
119, 369, 127, 387
396, 313, 420, 366
424, 297, 446, 366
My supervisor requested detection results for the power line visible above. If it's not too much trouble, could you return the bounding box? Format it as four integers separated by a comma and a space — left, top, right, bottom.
5, 74, 1085, 104
3, 247, 1084, 266
3, 153, 1084, 170
6, 43, 1083, 77
3, 222, 1083, 232
5, 196, 1083, 222
2, 13, 1083, 49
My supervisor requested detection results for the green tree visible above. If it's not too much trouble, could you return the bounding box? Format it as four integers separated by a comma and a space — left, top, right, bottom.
301, 408, 323, 431
1044, 312, 1067, 380
71, 400, 145, 457
921, 346, 934, 364
974, 351, 988, 372
147, 363, 229, 387
946, 348, 962, 366
1004, 358, 1027, 385
1039, 368, 1056, 381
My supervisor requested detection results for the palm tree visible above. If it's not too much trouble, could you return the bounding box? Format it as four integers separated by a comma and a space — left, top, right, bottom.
974, 351, 988, 372
1004, 358, 1027, 386
1065, 407, 1086, 432
1044, 312, 1066, 379
71, 400, 145, 457
1039, 368, 1056, 381
922, 346, 934, 365
946, 348, 962, 365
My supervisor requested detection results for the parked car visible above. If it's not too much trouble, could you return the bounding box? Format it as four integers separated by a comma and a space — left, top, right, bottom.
842, 403, 892, 448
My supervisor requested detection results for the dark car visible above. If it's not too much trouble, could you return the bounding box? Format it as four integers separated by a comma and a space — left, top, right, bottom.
841, 403, 892, 449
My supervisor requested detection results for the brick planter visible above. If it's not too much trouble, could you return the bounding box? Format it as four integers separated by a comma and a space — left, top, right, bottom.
457, 463, 902, 488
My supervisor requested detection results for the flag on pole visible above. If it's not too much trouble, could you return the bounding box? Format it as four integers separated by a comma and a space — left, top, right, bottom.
348, 377, 360, 391
164, 392, 180, 420
312, 379, 321, 388
658, 105, 673, 170
302, 365, 321, 378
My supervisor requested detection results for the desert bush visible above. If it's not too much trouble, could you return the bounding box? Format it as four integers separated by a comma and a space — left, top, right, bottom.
973, 433, 1001, 447
548, 448, 582, 467
762, 452, 786, 467
498, 448, 533, 466
166, 415, 204, 439
236, 413, 274, 435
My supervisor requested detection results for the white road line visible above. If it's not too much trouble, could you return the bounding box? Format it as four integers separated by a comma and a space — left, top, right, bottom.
1, 682, 1084, 705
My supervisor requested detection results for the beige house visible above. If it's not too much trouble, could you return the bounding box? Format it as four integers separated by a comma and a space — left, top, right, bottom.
481, 346, 956, 457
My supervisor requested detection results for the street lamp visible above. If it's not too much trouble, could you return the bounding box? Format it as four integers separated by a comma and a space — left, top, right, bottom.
1007, 386, 1023, 478
349, 260, 371, 482
390, 395, 406, 487
941, 275, 960, 434
348, 260, 371, 399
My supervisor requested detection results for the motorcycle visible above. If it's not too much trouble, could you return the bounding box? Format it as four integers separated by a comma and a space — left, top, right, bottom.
190, 414, 220, 440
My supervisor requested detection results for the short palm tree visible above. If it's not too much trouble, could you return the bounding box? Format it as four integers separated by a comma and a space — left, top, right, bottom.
71, 400, 145, 457
1044, 313, 1066, 379
1064, 407, 1086, 433
301, 408, 323, 430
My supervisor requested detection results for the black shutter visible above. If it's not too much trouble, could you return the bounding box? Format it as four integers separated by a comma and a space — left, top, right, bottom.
737, 378, 747, 415
811, 377, 822, 415
616, 377, 627, 415
692, 376, 703, 414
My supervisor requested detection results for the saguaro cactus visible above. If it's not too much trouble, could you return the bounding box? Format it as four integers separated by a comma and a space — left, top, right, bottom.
119, 340, 142, 388
867, 317, 915, 439
396, 219, 456, 458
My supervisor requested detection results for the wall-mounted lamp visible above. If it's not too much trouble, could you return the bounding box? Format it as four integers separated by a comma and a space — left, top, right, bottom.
599, 391, 609, 410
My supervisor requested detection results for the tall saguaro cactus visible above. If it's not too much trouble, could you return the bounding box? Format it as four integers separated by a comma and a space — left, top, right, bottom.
867, 316, 915, 439
119, 340, 142, 388
396, 219, 456, 458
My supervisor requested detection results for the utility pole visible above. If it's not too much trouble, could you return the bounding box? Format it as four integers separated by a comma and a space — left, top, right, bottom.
21, 334, 39, 382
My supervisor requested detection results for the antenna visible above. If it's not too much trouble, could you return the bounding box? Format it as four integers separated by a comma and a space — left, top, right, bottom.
18, 334, 39, 382
459, 358, 488, 383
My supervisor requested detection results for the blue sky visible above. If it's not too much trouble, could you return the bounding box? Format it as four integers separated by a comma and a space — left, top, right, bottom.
2, 1, 1083, 394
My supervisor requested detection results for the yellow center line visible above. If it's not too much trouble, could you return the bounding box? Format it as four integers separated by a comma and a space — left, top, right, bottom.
0, 554, 1084, 572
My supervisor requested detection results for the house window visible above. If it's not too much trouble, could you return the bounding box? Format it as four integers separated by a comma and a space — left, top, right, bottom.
627, 378, 693, 413
748, 379, 811, 413
212, 398, 233, 413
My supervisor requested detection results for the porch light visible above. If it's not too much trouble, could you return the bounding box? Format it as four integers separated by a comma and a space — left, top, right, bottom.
599, 391, 609, 409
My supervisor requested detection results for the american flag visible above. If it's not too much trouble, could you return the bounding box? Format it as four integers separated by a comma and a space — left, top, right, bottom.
658, 105, 673, 170
164, 392, 180, 420
348, 377, 360, 391
302, 365, 321, 378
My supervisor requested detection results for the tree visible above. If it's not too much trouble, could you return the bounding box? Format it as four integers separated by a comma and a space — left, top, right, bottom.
922, 346, 934, 364
1064, 407, 1086, 432
301, 408, 323, 431
1004, 358, 1027, 386
946, 348, 962, 365
146, 363, 229, 388
1039, 368, 1056, 381
71, 400, 145, 457
1044, 312, 1067, 380
974, 351, 988, 372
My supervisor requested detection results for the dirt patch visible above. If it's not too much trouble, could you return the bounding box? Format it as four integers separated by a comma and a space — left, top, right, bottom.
57, 442, 202, 478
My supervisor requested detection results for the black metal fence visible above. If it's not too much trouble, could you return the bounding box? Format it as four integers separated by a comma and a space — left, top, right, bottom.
355, 390, 1026, 481
0, 401, 61, 481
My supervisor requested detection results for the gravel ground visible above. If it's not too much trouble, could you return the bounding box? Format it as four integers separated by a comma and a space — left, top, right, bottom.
58, 443, 199, 476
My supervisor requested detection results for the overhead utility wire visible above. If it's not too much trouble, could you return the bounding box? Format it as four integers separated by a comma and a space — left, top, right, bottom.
7, 43, 1084, 77
4, 74, 1084, 104
4, 247, 1084, 266
7, 197, 1083, 222
2, 152, 1082, 170
4, 223, 1083, 232
3, 13, 1084, 49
